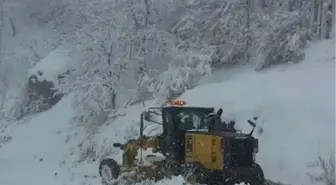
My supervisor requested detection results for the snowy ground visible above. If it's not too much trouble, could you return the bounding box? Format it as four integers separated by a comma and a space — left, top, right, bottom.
0, 39, 334, 185
0, 96, 75, 185
28, 47, 72, 82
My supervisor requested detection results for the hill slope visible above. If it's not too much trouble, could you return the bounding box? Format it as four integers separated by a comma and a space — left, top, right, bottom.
0, 39, 334, 185
0, 96, 74, 185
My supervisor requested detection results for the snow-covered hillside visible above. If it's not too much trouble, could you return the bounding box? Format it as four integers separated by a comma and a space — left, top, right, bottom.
28, 47, 71, 82
0, 39, 334, 185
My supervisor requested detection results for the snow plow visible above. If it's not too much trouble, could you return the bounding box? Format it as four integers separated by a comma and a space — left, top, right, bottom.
99, 100, 265, 185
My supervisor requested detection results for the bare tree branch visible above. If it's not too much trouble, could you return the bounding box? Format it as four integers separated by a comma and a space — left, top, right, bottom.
8, 17, 16, 36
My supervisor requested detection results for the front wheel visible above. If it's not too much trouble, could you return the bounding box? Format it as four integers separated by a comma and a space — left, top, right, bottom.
251, 163, 265, 185
219, 164, 265, 185
99, 158, 121, 185
236, 164, 265, 185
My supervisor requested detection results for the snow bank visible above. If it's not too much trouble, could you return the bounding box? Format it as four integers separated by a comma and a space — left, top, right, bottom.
0, 96, 75, 185
305, 39, 335, 64
28, 48, 71, 82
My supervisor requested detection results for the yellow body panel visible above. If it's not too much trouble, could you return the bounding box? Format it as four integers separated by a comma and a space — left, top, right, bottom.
185, 133, 223, 170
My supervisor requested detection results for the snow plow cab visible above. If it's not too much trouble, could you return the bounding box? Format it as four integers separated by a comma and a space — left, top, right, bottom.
98, 100, 264, 185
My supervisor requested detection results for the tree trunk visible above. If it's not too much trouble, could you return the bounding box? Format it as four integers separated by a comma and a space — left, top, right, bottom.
245, 0, 251, 62
331, 0, 336, 28
259, 0, 266, 9
8, 17, 16, 36
111, 90, 116, 110
288, 0, 295, 12
0, 0, 4, 65
317, 0, 323, 39
320, 1, 328, 39
310, 0, 317, 35
249, 0, 257, 12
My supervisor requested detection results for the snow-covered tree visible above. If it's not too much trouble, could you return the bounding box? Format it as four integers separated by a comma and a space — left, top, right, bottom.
0, 69, 7, 118
171, 0, 251, 67
120, 0, 216, 104
331, 0, 336, 26
154, 43, 213, 102
331, 5, 335, 39
56, 9, 133, 134
307, 151, 335, 185
0, 62, 21, 121
56, 0, 216, 119
251, 0, 317, 70
118, 0, 177, 105
168, 0, 334, 70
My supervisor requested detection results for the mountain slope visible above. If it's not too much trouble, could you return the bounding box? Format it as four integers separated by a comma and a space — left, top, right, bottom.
0, 39, 334, 185
0, 96, 74, 185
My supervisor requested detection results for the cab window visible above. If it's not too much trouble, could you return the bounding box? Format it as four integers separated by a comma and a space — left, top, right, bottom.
176, 111, 208, 130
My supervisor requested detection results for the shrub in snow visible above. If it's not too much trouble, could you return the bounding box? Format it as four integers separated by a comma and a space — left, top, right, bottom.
15, 71, 64, 118
170, 0, 330, 70
0, 73, 13, 146
155, 64, 208, 101
130, 63, 160, 107
77, 139, 99, 163
154, 46, 213, 102
255, 13, 310, 70
0, 135, 12, 149
307, 151, 335, 185
0, 80, 7, 120
0, 62, 21, 121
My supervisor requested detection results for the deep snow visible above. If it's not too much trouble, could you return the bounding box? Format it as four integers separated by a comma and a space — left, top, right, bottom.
0, 95, 75, 185
28, 47, 71, 82
0, 39, 334, 185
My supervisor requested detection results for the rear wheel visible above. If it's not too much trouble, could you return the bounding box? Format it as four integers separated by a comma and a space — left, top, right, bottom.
250, 163, 265, 185
206, 164, 264, 185
99, 158, 121, 185
230, 164, 265, 185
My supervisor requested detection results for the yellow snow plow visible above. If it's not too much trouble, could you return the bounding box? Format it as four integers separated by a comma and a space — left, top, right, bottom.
99, 100, 264, 185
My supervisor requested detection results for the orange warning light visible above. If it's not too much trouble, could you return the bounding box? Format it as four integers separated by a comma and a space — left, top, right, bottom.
169, 100, 186, 106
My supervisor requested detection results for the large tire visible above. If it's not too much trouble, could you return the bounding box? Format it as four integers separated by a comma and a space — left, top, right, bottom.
99, 158, 121, 185
250, 163, 265, 185
238, 163, 265, 185
214, 164, 265, 185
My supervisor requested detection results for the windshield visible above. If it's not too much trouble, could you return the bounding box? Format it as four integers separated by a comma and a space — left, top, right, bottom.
174, 109, 211, 131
